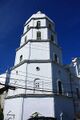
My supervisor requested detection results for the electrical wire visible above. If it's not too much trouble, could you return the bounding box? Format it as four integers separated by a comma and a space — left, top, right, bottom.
0, 75, 80, 87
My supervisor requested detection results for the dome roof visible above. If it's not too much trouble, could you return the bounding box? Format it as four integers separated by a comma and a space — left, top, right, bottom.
25, 11, 54, 25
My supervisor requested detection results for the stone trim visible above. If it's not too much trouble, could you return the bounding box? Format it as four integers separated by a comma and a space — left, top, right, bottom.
16, 40, 61, 51
5, 93, 72, 99
21, 26, 55, 37
10, 59, 64, 71
10, 59, 53, 70
5, 94, 54, 99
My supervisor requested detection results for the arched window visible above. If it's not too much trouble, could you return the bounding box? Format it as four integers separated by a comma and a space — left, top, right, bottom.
20, 55, 23, 62
37, 31, 41, 40
34, 78, 40, 89
57, 81, 62, 94
36, 21, 41, 28
34, 78, 43, 93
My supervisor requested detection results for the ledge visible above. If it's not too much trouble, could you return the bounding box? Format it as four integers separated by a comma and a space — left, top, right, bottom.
16, 39, 61, 52
21, 26, 55, 37
24, 17, 54, 27
10, 59, 53, 70
5, 93, 73, 99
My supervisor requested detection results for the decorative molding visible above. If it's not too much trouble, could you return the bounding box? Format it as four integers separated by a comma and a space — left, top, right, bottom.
5, 93, 72, 99
10, 59, 53, 70
21, 26, 55, 37
24, 17, 54, 27
5, 94, 54, 99
16, 40, 61, 51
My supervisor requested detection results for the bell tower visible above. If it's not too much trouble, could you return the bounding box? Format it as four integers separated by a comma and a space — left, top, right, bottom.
4, 11, 63, 120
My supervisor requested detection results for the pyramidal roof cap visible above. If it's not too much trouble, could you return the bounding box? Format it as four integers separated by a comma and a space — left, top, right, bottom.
25, 11, 54, 25
37, 11, 42, 14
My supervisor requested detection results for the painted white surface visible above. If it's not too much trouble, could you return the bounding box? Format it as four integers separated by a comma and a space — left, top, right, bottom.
8, 63, 27, 96
23, 97, 55, 120
4, 98, 23, 120
15, 42, 50, 65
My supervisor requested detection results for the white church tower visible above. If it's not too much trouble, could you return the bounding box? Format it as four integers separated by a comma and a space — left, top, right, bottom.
4, 11, 75, 120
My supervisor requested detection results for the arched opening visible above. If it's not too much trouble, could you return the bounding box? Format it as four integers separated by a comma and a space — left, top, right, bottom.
34, 78, 40, 92
34, 78, 43, 93
57, 81, 62, 94
36, 21, 41, 28
20, 55, 23, 62
51, 35, 54, 41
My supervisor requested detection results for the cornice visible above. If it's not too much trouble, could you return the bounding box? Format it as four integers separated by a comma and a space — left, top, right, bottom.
16, 40, 61, 52
24, 17, 54, 27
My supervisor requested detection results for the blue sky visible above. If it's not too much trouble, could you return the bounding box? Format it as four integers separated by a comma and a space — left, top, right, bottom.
0, 0, 80, 73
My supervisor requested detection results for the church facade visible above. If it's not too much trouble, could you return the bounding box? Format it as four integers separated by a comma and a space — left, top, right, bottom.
3, 11, 80, 120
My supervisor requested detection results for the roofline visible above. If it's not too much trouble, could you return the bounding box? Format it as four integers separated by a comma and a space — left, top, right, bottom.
24, 17, 54, 27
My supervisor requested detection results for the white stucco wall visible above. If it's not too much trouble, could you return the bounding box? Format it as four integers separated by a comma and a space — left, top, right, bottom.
4, 98, 23, 120
15, 42, 50, 65
23, 97, 55, 120
8, 63, 27, 96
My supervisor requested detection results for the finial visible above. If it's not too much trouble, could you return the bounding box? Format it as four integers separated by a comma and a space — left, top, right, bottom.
37, 11, 42, 14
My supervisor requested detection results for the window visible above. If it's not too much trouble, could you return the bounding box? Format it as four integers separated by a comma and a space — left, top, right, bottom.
76, 88, 80, 98
51, 35, 54, 41
35, 82, 40, 88
24, 36, 27, 43
54, 54, 58, 62
34, 78, 43, 93
49, 23, 52, 29
57, 81, 62, 94
34, 78, 40, 89
20, 55, 23, 62
27, 25, 30, 31
37, 31, 41, 40
36, 21, 41, 28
